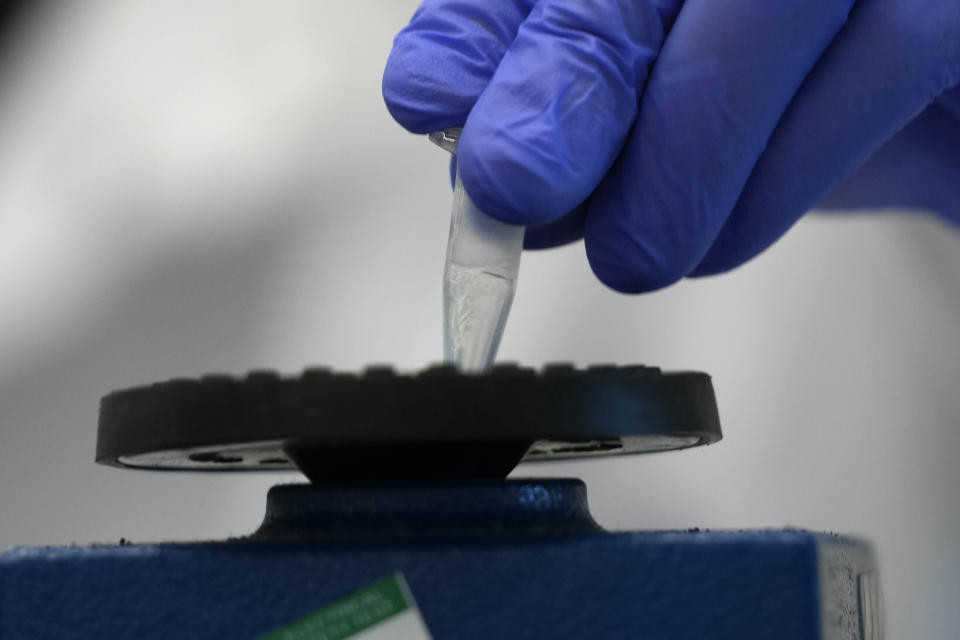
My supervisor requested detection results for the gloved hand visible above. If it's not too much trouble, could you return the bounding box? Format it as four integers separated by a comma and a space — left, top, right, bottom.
382, 0, 960, 293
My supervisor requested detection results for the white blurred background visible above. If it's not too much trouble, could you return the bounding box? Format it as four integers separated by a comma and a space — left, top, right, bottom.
0, 1, 957, 637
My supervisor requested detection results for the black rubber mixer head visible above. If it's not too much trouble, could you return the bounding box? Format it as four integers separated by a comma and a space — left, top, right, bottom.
96, 364, 722, 482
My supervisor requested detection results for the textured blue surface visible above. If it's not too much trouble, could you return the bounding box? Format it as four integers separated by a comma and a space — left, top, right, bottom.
2, 531, 823, 640
0, 481, 872, 639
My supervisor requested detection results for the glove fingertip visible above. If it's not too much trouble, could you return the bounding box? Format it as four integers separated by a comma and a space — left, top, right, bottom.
457, 127, 584, 226
587, 257, 684, 294
687, 256, 740, 278
522, 206, 587, 249
584, 219, 693, 294
382, 41, 469, 134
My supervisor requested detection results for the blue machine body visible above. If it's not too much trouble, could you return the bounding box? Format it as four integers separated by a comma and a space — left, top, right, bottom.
0, 480, 877, 639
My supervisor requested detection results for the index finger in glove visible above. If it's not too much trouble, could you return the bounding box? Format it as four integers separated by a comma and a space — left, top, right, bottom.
382, 0, 536, 134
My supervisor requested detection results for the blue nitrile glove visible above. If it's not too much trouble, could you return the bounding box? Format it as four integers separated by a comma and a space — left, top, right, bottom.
382, 0, 960, 293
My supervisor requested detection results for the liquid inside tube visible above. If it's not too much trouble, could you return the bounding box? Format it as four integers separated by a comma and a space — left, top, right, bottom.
443, 263, 516, 372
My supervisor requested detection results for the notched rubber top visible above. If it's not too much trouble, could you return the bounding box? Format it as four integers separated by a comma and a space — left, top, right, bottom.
97, 364, 722, 480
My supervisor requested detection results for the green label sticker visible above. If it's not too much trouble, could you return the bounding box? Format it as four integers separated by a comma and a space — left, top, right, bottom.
257, 573, 432, 640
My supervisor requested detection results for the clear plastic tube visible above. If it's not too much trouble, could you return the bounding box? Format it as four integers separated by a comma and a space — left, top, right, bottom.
429, 129, 524, 373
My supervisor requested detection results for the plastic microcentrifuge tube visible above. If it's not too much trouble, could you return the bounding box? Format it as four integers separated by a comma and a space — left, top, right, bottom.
429, 129, 524, 373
